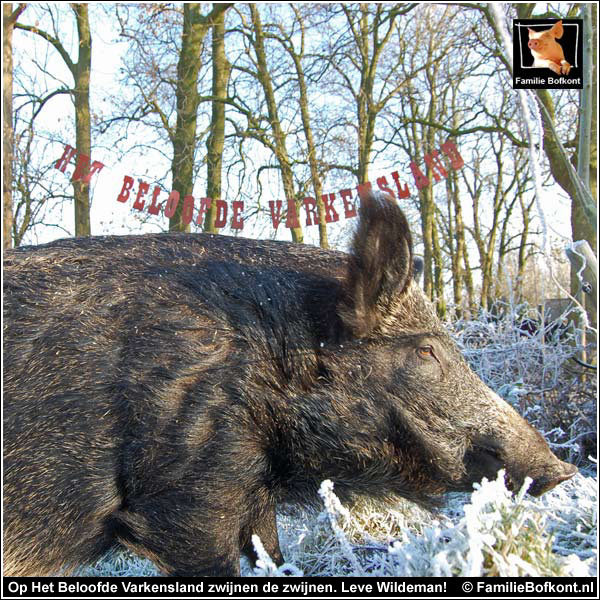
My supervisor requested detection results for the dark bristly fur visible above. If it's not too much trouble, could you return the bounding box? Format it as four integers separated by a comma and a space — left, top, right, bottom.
3, 192, 576, 576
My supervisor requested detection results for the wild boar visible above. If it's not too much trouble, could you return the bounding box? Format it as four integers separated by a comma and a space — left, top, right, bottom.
3, 192, 576, 576
527, 20, 571, 75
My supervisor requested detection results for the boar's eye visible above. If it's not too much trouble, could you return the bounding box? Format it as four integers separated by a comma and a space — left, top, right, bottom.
399, 341, 444, 381
417, 345, 435, 359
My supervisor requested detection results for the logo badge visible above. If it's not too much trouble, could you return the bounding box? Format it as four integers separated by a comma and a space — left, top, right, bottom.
513, 19, 583, 89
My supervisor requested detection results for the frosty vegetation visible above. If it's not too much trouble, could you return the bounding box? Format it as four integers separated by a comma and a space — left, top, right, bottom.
81, 303, 597, 578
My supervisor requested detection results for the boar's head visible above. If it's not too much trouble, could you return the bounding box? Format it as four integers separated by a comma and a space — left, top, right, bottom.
295, 192, 576, 503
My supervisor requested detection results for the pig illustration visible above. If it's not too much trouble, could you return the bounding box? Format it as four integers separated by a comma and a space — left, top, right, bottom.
3, 193, 576, 576
527, 20, 571, 75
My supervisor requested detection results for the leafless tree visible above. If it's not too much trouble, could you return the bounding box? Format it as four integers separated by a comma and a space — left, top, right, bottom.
16, 3, 93, 236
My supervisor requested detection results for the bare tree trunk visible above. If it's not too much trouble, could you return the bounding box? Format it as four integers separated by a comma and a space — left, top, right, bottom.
496, 190, 522, 299
517, 195, 534, 303
424, 114, 445, 317
297, 73, 328, 247
355, 6, 370, 184
170, 4, 204, 233
72, 4, 91, 237
2, 4, 25, 248
475, 144, 504, 310
420, 185, 434, 301
463, 239, 476, 316
169, 3, 231, 233
446, 170, 467, 316
250, 5, 303, 243
288, 8, 328, 247
204, 6, 230, 233
431, 209, 446, 318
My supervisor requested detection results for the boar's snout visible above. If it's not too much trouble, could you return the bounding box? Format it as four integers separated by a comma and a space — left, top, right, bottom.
467, 435, 577, 497
473, 390, 578, 497
503, 427, 578, 497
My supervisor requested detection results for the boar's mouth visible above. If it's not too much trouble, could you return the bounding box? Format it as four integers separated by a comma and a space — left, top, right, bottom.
527, 462, 578, 496
464, 442, 505, 487
464, 440, 578, 496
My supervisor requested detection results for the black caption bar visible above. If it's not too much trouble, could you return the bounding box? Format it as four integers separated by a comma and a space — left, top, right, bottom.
3, 577, 597, 599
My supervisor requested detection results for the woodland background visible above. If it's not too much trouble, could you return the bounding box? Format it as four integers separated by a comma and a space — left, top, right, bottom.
3, 2, 597, 325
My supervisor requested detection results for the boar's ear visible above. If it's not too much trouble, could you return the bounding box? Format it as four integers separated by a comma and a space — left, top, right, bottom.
339, 192, 413, 337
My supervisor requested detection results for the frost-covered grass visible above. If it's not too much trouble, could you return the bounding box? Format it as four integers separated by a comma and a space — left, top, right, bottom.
248, 473, 596, 577
80, 305, 597, 577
